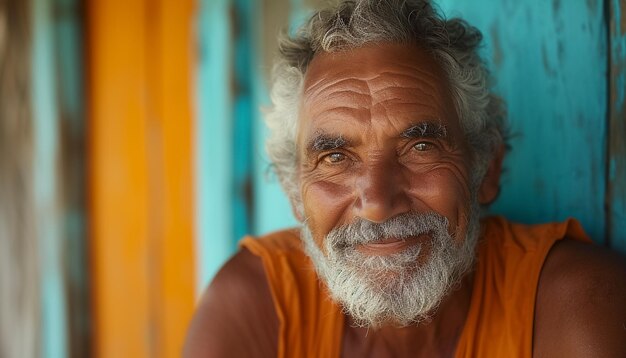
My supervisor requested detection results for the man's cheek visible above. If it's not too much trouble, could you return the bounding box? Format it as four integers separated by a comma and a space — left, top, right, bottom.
302, 180, 353, 238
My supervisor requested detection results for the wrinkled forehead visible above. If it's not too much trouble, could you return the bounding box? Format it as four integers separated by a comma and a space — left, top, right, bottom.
297, 43, 459, 140
302, 43, 451, 100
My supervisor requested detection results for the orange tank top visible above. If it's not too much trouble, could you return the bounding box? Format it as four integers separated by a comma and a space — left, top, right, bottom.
240, 216, 590, 357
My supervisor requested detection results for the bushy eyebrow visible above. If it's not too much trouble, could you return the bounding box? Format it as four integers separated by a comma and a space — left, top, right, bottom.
306, 133, 349, 156
401, 121, 448, 139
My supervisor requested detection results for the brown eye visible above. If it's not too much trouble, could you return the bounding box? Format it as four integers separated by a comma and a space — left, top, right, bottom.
323, 152, 346, 164
413, 142, 433, 151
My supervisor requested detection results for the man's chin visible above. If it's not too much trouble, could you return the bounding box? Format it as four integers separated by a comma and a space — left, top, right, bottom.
300, 211, 480, 328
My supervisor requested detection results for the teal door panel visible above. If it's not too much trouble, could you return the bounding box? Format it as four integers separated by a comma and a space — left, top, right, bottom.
195, 0, 235, 291
438, 0, 608, 242
608, 0, 626, 253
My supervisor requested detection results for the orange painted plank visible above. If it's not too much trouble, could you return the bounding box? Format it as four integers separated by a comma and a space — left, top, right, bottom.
87, 0, 196, 356
150, 0, 197, 356
87, 0, 151, 356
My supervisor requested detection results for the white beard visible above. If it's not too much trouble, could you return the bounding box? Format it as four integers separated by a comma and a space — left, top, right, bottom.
300, 210, 480, 328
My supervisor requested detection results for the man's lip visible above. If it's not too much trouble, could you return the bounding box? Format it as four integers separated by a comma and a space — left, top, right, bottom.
355, 235, 424, 256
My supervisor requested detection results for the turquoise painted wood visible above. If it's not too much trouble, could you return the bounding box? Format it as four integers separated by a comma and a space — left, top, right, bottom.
196, 0, 235, 291
437, 0, 608, 243
253, 0, 299, 236
32, 0, 68, 356
608, 0, 626, 253
233, 0, 255, 242
53, 0, 88, 355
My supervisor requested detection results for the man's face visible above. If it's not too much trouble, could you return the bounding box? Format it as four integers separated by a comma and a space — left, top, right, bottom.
298, 43, 474, 253
296, 43, 481, 327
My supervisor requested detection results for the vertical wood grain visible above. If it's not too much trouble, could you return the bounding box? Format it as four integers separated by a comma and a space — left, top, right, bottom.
0, 0, 41, 357
54, 0, 89, 356
88, 0, 196, 355
150, 0, 196, 355
438, 0, 608, 242
608, 0, 626, 253
253, 0, 298, 236
233, 0, 254, 246
88, 0, 151, 354
195, 0, 234, 290
32, 0, 68, 356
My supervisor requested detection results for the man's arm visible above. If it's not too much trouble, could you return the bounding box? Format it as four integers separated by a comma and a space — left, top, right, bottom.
533, 239, 626, 357
183, 248, 279, 357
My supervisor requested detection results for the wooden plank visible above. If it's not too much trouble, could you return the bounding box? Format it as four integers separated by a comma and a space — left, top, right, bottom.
150, 0, 196, 355
233, 0, 254, 243
53, 0, 90, 356
253, 0, 299, 236
0, 0, 40, 357
195, 0, 234, 290
88, 0, 196, 355
32, 0, 68, 356
87, 0, 152, 355
439, 0, 608, 242
608, 0, 626, 253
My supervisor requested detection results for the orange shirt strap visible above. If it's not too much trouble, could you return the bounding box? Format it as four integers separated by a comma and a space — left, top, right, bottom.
455, 216, 591, 358
241, 231, 344, 358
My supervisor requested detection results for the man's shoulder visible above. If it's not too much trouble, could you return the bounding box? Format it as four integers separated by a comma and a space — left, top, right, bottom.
534, 238, 626, 356
183, 228, 307, 357
183, 248, 279, 357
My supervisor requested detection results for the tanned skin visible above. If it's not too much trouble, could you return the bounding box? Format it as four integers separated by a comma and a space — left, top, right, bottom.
533, 239, 626, 357
184, 44, 626, 357
184, 240, 626, 357
184, 249, 278, 358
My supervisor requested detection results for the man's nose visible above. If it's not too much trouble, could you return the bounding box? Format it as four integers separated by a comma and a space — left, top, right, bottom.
352, 163, 412, 223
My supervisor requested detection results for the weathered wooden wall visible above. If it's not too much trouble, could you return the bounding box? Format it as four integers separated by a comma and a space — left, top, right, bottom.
87, 0, 196, 356
53, 0, 89, 357
195, 0, 236, 293
437, 0, 609, 242
0, 1, 40, 357
8, 0, 623, 355
608, 0, 626, 252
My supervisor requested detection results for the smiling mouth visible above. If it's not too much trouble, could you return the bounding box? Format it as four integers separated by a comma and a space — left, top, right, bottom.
355, 234, 427, 256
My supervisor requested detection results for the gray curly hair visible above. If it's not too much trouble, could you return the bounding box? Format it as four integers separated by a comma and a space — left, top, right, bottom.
264, 0, 508, 205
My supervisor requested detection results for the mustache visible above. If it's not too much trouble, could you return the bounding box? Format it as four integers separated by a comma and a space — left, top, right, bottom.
325, 212, 450, 248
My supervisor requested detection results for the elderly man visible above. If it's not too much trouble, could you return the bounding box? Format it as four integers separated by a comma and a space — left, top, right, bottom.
185, 0, 626, 356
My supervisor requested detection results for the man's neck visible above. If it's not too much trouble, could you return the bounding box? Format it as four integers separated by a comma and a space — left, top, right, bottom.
341, 272, 475, 357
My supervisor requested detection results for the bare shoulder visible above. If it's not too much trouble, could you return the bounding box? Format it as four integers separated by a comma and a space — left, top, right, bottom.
534, 239, 626, 357
183, 248, 279, 358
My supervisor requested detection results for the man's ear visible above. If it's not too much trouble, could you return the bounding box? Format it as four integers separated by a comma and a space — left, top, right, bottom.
478, 144, 505, 205
290, 196, 305, 222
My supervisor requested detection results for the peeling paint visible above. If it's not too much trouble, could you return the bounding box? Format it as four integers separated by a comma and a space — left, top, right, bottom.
490, 23, 503, 68
616, 71, 626, 111
261, 0, 291, 82
541, 43, 557, 77
608, 0, 626, 251
609, 158, 617, 181
0, 9, 6, 59
557, 40, 565, 62
304, 0, 324, 10
586, 0, 598, 14
621, 0, 626, 35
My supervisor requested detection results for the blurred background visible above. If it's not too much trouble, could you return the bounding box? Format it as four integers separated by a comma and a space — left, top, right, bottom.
0, 0, 624, 357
